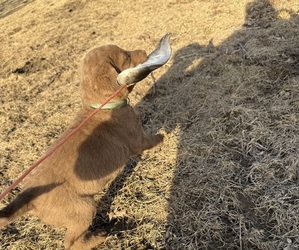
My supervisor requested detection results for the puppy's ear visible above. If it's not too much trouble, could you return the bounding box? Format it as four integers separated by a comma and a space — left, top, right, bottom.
108, 57, 122, 74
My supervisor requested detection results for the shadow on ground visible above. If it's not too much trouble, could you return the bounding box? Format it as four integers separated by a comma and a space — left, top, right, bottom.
134, 0, 299, 248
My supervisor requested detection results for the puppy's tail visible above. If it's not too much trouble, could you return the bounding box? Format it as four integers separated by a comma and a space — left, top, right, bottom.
0, 189, 33, 228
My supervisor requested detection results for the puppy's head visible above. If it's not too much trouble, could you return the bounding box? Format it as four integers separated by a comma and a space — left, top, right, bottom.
80, 45, 147, 107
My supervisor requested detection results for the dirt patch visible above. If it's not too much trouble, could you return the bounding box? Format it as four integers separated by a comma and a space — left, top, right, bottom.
1, 0, 299, 249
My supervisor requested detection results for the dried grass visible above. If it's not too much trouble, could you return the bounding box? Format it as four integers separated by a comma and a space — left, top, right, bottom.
1, 0, 299, 249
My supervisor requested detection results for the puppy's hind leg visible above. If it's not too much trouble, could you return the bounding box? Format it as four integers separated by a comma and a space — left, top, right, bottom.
63, 198, 107, 250
65, 226, 107, 250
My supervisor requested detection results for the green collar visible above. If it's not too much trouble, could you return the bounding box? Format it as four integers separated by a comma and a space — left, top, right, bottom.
90, 99, 128, 110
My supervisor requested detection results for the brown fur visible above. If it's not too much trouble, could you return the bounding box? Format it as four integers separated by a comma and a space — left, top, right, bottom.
0, 45, 163, 249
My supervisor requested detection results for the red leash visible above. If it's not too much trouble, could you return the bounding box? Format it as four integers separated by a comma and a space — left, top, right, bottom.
0, 84, 131, 201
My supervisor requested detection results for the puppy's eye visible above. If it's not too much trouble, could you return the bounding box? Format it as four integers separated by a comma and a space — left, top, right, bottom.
124, 52, 131, 62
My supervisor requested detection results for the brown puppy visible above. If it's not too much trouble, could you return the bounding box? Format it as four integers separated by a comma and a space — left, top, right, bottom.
0, 45, 163, 249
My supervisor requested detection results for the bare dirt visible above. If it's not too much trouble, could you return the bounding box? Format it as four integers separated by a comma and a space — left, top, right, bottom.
0, 0, 299, 249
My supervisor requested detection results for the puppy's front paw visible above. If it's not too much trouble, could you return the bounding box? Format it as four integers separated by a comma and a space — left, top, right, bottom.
142, 133, 165, 152
155, 133, 164, 144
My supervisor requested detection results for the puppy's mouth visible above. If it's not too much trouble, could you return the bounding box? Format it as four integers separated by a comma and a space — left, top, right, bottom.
116, 33, 172, 86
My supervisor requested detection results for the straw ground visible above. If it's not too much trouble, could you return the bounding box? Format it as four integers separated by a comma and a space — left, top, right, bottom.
0, 0, 299, 249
